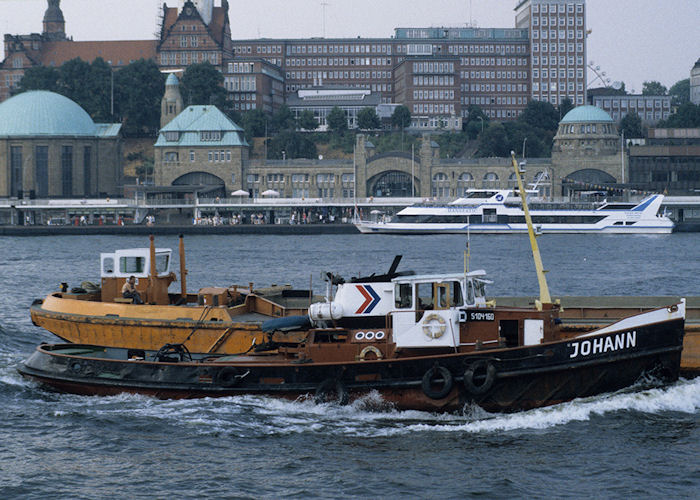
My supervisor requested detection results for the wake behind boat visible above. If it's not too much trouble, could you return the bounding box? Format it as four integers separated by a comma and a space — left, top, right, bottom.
356, 189, 674, 234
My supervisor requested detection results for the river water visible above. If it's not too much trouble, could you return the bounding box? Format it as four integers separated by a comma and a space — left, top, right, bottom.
1, 233, 699, 498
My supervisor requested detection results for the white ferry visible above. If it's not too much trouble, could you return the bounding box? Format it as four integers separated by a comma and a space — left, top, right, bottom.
355, 189, 674, 234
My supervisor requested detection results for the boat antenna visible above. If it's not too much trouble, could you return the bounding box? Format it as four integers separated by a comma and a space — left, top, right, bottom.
510, 151, 551, 309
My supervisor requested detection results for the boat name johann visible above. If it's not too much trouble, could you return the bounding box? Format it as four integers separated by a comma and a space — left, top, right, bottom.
569, 331, 637, 358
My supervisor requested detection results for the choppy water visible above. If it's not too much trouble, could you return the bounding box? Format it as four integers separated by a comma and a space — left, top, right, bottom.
1, 233, 699, 498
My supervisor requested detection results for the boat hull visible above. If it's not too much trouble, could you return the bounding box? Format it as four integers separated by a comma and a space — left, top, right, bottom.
30, 294, 306, 354
355, 222, 674, 235
19, 318, 684, 413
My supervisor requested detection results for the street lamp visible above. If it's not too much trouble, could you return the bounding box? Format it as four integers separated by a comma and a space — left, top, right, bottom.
478, 116, 484, 133
522, 137, 527, 159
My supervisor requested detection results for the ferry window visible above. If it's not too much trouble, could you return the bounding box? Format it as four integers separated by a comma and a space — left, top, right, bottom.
417, 283, 433, 310
102, 257, 114, 274
474, 280, 486, 297
120, 256, 145, 274
395, 283, 412, 309
452, 281, 463, 306
156, 254, 170, 274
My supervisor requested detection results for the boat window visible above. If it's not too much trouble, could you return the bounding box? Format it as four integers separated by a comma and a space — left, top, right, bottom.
156, 253, 170, 274
452, 281, 463, 306
416, 283, 433, 310
437, 285, 448, 309
395, 283, 412, 309
102, 257, 114, 274
474, 280, 486, 298
120, 256, 145, 274
466, 280, 475, 304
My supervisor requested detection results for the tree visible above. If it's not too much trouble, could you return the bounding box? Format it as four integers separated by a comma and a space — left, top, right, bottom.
657, 103, 700, 128
57, 58, 101, 116
17, 66, 60, 93
297, 109, 318, 131
477, 122, 510, 157
113, 59, 165, 136
463, 105, 488, 139
642, 80, 667, 96
357, 107, 380, 130
271, 104, 296, 132
518, 100, 559, 131
391, 105, 411, 129
619, 112, 644, 138
557, 97, 575, 120
669, 79, 690, 106
180, 62, 227, 108
267, 130, 317, 159
326, 106, 347, 134
239, 109, 267, 139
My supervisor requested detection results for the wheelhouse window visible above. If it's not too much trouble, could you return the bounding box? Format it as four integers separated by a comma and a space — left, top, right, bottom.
395, 283, 412, 309
120, 256, 145, 274
155, 253, 170, 274
416, 283, 434, 310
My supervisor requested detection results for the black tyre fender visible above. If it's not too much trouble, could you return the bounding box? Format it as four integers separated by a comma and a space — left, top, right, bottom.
463, 359, 496, 395
216, 367, 242, 387
421, 365, 454, 400
314, 378, 349, 405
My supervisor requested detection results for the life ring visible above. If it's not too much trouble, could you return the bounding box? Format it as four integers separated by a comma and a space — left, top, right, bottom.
216, 367, 244, 387
421, 365, 453, 400
358, 345, 383, 361
463, 360, 496, 395
70, 361, 83, 374
314, 378, 349, 405
422, 314, 447, 339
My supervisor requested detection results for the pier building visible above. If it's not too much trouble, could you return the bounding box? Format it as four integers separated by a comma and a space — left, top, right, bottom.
0, 90, 122, 199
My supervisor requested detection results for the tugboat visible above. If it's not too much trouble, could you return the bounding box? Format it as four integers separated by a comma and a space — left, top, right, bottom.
30, 235, 314, 354
19, 154, 686, 412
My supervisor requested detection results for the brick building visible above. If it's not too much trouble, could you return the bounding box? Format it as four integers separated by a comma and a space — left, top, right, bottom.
1, 0, 589, 127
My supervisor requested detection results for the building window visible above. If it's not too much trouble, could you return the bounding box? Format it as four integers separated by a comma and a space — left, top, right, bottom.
200, 131, 222, 141
62, 146, 73, 196
189, 150, 195, 162
83, 146, 92, 196
35, 146, 49, 197
10, 146, 22, 198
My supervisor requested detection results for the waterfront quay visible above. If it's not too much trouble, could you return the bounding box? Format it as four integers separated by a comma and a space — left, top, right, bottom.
3, 194, 700, 233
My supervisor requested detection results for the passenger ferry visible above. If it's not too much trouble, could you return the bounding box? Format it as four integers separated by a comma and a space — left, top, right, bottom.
355, 189, 674, 234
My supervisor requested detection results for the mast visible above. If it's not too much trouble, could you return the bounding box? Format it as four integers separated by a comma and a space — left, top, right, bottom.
510, 152, 551, 308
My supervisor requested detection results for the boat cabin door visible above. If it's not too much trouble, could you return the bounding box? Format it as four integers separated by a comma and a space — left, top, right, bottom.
392, 279, 460, 348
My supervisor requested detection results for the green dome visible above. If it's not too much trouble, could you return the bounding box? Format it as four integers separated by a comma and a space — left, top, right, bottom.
0, 90, 96, 136
166, 73, 179, 86
560, 105, 614, 123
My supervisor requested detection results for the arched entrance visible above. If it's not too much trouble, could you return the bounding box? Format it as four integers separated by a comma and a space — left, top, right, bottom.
562, 169, 619, 198
172, 172, 226, 199
367, 170, 415, 197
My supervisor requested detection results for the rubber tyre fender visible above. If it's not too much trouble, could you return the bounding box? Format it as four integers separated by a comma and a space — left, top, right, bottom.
314, 378, 349, 405
216, 367, 242, 388
421, 365, 454, 400
463, 359, 496, 395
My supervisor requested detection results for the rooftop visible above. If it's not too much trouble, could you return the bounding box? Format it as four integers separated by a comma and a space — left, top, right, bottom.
0, 90, 97, 136
561, 105, 614, 124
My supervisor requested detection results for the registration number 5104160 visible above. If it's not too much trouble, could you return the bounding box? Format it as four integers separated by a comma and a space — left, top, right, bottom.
459, 310, 495, 322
